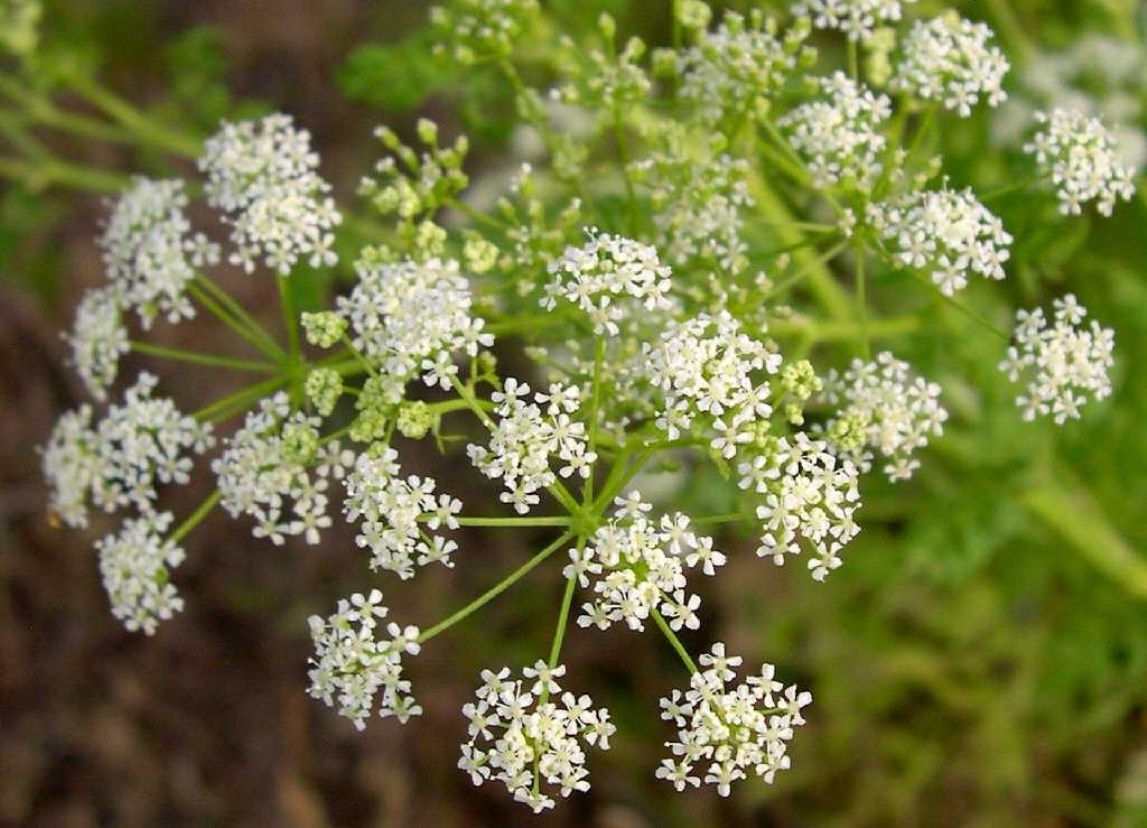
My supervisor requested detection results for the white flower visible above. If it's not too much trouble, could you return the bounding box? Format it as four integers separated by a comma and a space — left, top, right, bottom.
99, 177, 216, 328
1023, 108, 1137, 217
869, 186, 1012, 296
739, 433, 862, 581
779, 72, 893, 192
891, 12, 1009, 116
794, 0, 916, 43
574, 496, 723, 632
820, 352, 948, 481
678, 10, 805, 125
214, 393, 350, 545
468, 380, 595, 514
66, 287, 129, 401
338, 257, 493, 405
657, 644, 811, 794
458, 663, 612, 812
42, 374, 214, 526
307, 590, 422, 729
542, 229, 675, 336
200, 113, 342, 275
343, 448, 463, 579
95, 511, 185, 635
999, 294, 1115, 424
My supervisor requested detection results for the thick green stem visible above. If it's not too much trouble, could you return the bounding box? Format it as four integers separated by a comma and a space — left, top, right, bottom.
455, 516, 572, 528
417, 529, 577, 643
0, 155, 129, 193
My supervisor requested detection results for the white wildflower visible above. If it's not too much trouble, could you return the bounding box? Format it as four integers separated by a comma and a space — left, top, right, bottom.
891, 13, 1009, 116
571, 494, 725, 633
820, 351, 948, 481
468, 380, 595, 514
656, 644, 811, 794
779, 72, 893, 191
1023, 108, 1137, 216
200, 113, 342, 275
66, 287, 129, 401
41, 405, 102, 529
869, 186, 1012, 296
793, 0, 915, 43
338, 257, 493, 405
738, 432, 861, 581
214, 393, 350, 545
999, 294, 1114, 424
307, 589, 423, 730
542, 229, 675, 336
344, 448, 463, 580
459, 663, 613, 813
99, 177, 217, 328
95, 511, 186, 635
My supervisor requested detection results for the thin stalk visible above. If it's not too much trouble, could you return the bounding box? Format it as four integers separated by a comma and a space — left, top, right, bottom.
763, 239, 848, 301
584, 336, 605, 504
548, 561, 580, 671
192, 375, 288, 422
652, 607, 698, 674
847, 38, 859, 80
171, 491, 223, 544
194, 276, 285, 359
188, 282, 284, 362
914, 273, 1010, 340
0, 155, 129, 193
856, 246, 870, 358
130, 341, 278, 373
417, 529, 578, 643
455, 516, 573, 528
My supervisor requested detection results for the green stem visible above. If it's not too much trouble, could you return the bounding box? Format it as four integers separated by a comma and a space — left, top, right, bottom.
0, 155, 129, 193
856, 246, 870, 358
847, 38, 859, 81
192, 375, 288, 422
455, 516, 572, 528
170, 491, 223, 544
548, 561, 580, 670
188, 282, 285, 362
195, 276, 285, 359
763, 239, 848, 300
417, 529, 577, 643
652, 607, 698, 674
130, 341, 278, 373
585, 336, 605, 504
913, 273, 1010, 340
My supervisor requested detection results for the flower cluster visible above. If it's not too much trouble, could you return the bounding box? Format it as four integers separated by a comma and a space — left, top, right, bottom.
677, 10, 807, 127
99, 177, 219, 329
631, 149, 754, 275
95, 511, 186, 636
337, 257, 492, 404
200, 113, 342, 274
343, 449, 463, 580
644, 311, 780, 455
542, 230, 674, 336
739, 433, 862, 581
568, 493, 725, 633
42, 373, 214, 528
1023, 108, 1137, 217
779, 72, 892, 191
67, 287, 129, 401
819, 351, 948, 481
656, 644, 811, 794
458, 662, 615, 813
793, 0, 915, 43
213, 393, 351, 545
307, 589, 423, 730
468, 379, 595, 514
891, 13, 1009, 116
999, 294, 1115, 424
429, 0, 539, 64
870, 186, 1012, 296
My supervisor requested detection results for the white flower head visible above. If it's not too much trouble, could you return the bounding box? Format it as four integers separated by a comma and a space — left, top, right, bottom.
779, 72, 892, 191
66, 287, 129, 401
999, 294, 1114, 424
96, 511, 186, 635
870, 186, 1012, 296
891, 12, 1009, 116
307, 590, 422, 729
200, 113, 342, 275
1024, 108, 1137, 216
99, 177, 216, 328
656, 644, 811, 794
458, 663, 613, 812
793, 0, 916, 43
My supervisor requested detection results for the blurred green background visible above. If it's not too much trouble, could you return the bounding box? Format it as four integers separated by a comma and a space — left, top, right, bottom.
2, 1, 1145, 826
